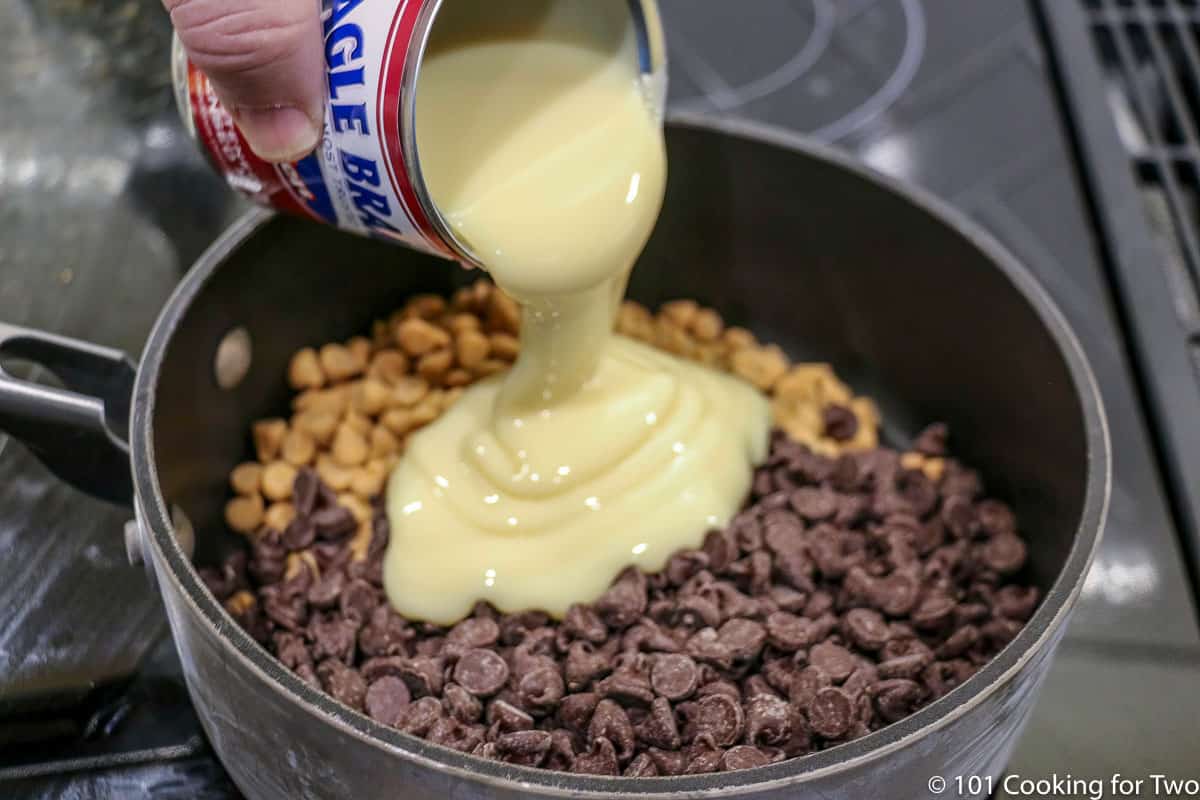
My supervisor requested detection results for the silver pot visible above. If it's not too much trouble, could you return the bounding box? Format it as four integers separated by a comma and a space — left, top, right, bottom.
0, 116, 1109, 799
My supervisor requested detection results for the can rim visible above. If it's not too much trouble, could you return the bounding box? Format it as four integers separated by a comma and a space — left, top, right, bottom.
398, 0, 669, 269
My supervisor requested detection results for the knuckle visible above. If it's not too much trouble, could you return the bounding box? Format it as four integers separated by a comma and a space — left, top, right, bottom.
170, 0, 310, 76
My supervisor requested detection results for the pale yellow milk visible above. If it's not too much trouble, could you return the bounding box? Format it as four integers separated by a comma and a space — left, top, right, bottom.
385, 0, 769, 623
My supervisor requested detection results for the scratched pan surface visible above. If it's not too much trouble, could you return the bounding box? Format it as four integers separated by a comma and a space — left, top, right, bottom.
135, 118, 1107, 798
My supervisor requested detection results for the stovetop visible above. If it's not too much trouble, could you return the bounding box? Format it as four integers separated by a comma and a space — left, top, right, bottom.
2, 1, 1197, 797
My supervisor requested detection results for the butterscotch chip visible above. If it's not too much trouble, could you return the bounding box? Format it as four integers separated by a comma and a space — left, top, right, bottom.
344, 409, 373, 437
396, 318, 451, 357
380, 409, 415, 436
316, 454, 354, 491
288, 348, 325, 391
654, 317, 693, 356
410, 398, 441, 428
370, 425, 402, 458
338, 493, 373, 524
367, 350, 410, 385
487, 290, 521, 335
389, 375, 429, 407
320, 343, 361, 382
456, 329, 491, 368
723, 326, 757, 351
293, 386, 349, 415
347, 337, 371, 372
690, 308, 724, 342
731, 345, 789, 391
348, 520, 373, 562
472, 358, 509, 377
230, 462, 263, 496
371, 320, 392, 353
442, 387, 465, 408
264, 502, 296, 532
661, 299, 699, 327
224, 493, 264, 534
406, 293, 447, 320
417, 348, 454, 382
900, 452, 925, 472
262, 461, 299, 501
350, 460, 388, 499
285, 550, 319, 581
489, 333, 520, 361
293, 410, 339, 446
694, 343, 724, 366
922, 457, 946, 482
775, 364, 852, 407
252, 419, 288, 463
447, 313, 481, 335
352, 379, 391, 417
444, 368, 473, 387
225, 590, 256, 616
332, 424, 370, 467
281, 429, 317, 467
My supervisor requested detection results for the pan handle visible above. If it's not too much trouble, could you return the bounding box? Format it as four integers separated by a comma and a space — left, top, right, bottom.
0, 322, 136, 506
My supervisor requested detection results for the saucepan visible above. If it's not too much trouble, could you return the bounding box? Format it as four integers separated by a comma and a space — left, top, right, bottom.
0, 115, 1109, 799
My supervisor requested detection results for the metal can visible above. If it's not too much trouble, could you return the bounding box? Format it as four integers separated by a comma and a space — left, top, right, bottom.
172, 0, 668, 266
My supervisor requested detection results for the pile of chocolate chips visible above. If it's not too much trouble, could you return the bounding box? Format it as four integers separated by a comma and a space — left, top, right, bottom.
201, 421, 1040, 776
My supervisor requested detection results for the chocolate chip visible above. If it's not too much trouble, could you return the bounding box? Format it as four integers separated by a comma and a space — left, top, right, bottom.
912, 423, 948, 457
911, 593, 957, 631
878, 652, 933, 680
718, 618, 767, 663
358, 605, 411, 658
596, 670, 655, 708
872, 571, 920, 616
573, 737, 619, 775
685, 745, 725, 774
976, 499, 1016, 536
307, 568, 346, 610
790, 487, 838, 521
453, 649, 509, 697
309, 614, 358, 664
624, 752, 658, 777
682, 693, 744, 747
648, 747, 687, 776
393, 656, 444, 698
496, 730, 553, 767
981, 533, 1027, 575
764, 611, 816, 652
312, 506, 357, 540
558, 692, 599, 734
564, 641, 612, 691
941, 495, 977, 538
562, 604, 608, 644
401, 696, 443, 736
365, 676, 410, 726
745, 693, 791, 746
293, 468, 320, 515
936, 625, 980, 659
339, 578, 378, 624
873, 679, 925, 723
647, 653, 699, 701
843, 608, 890, 651
447, 616, 501, 650
273, 631, 312, 671
317, 659, 366, 711
995, 585, 1039, 621
588, 699, 636, 762
806, 687, 853, 739
546, 729, 576, 772
822, 405, 858, 442
594, 567, 647, 630
282, 517, 316, 551
808, 642, 856, 682
518, 666, 565, 713
636, 696, 681, 750
487, 699, 534, 734
443, 682, 483, 723
723, 745, 771, 772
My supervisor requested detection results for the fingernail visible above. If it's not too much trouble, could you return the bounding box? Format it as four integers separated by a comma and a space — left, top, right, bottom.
234, 106, 321, 163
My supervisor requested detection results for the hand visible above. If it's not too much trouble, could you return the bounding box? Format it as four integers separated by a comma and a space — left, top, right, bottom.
166, 0, 324, 163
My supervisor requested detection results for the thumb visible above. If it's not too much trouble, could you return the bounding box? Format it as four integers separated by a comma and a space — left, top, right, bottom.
167, 0, 324, 163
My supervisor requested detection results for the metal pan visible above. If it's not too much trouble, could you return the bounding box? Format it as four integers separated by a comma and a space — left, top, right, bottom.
0, 115, 1109, 799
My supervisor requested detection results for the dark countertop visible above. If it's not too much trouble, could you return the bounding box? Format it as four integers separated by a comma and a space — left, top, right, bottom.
1, 0, 1197, 796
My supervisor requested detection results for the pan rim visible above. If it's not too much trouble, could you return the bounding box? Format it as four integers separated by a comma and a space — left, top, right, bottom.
130, 113, 1110, 796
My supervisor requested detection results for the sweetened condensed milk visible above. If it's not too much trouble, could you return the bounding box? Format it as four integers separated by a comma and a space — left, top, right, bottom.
383, 0, 769, 623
